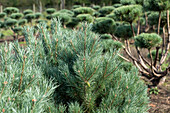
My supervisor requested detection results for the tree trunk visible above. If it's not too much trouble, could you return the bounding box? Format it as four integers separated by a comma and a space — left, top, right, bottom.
167, 10, 170, 42
33, 4, 36, 13
39, 1, 42, 13
144, 12, 149, 32
60, 0, 65, 9
0, 5, 2, 13
137, 16, 140, 35
158, 11, 162, 35
130, 23, 135, 37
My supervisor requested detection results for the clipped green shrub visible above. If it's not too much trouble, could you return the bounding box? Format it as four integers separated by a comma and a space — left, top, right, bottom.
115, 23, 137, 40
23, 9, 33, 15
35, 12, 42, 19
113, 5, 142, 23
0, 21, 5, 28
12, 26, 23, 33
77, 14, 93, 23
46, 8, 56, 14
102, 39, 123, 51
10, 13, 23, 20
100, 34, 112, 39
92, 17, 116, 34
18, 19, 27, 26
92, 5, 101, 10
66, 17, 79, 28
46, 15, 52, 20
144, 0, 170, 11
113, 4, 122, 8
106, 13, 117, 20
52, 13, 71, 25
0, 32, 4, 38
0, 12, 6, 19
93, 11, 100, 17
3, 7, 19, 15
4, 17, 11, 21
72, 5, 82, 9
120, 0, 136, 5
73, 7, 95, 16
25, 14, 35, 23
135, 33, 162, 49
58, 9, 74, 17
99, 6, 115, 17
36, 19, 48, 24
5, 18, 17, 27
148, 11, 170, 27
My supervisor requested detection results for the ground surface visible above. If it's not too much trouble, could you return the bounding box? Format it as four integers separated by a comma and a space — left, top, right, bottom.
148, 76, 170, 113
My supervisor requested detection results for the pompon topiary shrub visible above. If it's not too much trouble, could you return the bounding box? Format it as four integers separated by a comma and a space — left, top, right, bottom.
73, 7, 95, 16
76, 14, 93, 23
10, 13, 23, 20
46, 8, 56, 15
98, 6, 115, 17
3, 7, 19, 16
92, 17, 116, 34
2, 19, 148, 112
0, 12, 6, 19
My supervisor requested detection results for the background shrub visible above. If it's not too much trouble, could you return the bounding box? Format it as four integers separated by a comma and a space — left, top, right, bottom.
46, 8, 56, 14
3, 7, 19, 15
23, 9, 33, 15
0, 12, 6, 19
99, 6, 115, 17
73, 7, 95, 16
10, 13, 23, 20
77, 14, 93, 23
135, 33, 162, 49
92, 17, 116, 34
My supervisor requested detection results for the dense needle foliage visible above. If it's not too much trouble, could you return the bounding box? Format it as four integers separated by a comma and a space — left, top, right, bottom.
0, 20, 149, 112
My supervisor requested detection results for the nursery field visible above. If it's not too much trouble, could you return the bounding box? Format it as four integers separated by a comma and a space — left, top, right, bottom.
0, 0, 169, 112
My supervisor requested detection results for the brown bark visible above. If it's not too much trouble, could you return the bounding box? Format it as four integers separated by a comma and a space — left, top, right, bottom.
137, 16, 140, 35
130, 23, 135, 37
158, 11, 162, 35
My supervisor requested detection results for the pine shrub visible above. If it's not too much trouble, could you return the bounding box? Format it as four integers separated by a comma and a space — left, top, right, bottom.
35, 12, 42, 19
58, 9, 74, 17
52, 13, 71, 25
3, 7, 19, 15
24, 14, 35, 23
23, 9, 33, 15
18, 19, 27, 26
10, 13, 23, 20
92, 5, 101, 10
5, 18, 17, 27
46, 8, 56, 15
0, 20, 149, 112
115, 23, 137, 40
0, 12, 6, 19
0, 21, 5, 28
98, 6, 115, 17
135, 33, 162, 49
113, 5, 142, 23
92, 17, 116, 34
120, 0, 136, 5
77, 14, 93, 23
73, 7, 95, 16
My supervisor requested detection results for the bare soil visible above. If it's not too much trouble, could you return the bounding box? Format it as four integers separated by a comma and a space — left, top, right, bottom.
148, 76, 170, 113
